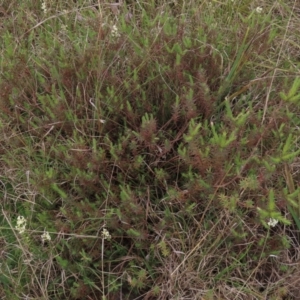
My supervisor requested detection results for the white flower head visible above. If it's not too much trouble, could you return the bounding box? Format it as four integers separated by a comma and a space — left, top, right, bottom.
111, 25, 120, 38
15, 216, 27, 234
255, 7, 263, 14
41, 1, 47, 14
267, 218, 278, 228
101, 228, 111, 240
41, 230, 51, 243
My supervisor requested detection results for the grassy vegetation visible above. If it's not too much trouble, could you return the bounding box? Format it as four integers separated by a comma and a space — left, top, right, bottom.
0, 0, 300, 299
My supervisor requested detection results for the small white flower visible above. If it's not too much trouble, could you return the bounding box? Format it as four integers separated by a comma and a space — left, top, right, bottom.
101, 228, 111, 240
267, 218, 278, 227
255, 7, 263, 14
41, 1, 47, 14
111, 25, 120, 38
15, 216, 27, 234
41, 230, 51, 243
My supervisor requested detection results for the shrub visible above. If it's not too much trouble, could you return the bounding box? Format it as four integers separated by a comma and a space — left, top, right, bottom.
0, 0, 300, 299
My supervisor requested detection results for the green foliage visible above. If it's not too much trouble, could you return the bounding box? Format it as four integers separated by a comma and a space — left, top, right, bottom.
157, 240, 170, 257
280, 77, 300, 103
